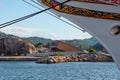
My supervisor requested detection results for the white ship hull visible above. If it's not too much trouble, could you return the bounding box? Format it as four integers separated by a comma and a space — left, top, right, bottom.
38, 0, 120, 69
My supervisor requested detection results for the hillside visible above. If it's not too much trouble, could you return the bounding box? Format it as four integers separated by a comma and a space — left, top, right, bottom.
0, 32, 52, 44
23, 37, 52, 44
0, 32, 19, 38
0, 32, 7, 38
61, 37, 103, 50
0, 31, 105, 51
64, 37, 98, 46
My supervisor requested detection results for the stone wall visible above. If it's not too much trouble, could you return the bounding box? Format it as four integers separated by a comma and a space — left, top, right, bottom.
36, 53, 113, 63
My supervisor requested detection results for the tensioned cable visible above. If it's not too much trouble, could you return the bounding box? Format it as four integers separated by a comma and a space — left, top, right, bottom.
23, 0, 43, 11
0, 11, 43, 28
23, 0, 60, 18
30, 0, 84, 31
0, 0, 71, 29
31, 0, 60, 16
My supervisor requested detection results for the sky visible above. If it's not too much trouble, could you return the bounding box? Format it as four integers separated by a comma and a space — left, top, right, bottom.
0, 0, 92, 40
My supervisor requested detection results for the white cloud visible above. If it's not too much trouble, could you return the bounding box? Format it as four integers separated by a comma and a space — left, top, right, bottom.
48, 32, 92, 40
0, 26, 47, 37
0, 26, 92, 40
50, 33, 57, 38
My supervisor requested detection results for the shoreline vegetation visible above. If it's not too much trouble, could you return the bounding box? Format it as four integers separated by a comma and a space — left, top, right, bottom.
0, 53, 113, 63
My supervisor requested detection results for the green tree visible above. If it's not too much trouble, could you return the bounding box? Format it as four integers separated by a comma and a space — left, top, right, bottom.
89, 46, 96, 53
53, 52, 61, 56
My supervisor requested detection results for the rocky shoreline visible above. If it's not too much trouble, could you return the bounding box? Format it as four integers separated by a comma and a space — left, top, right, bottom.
36, 53, 113, 63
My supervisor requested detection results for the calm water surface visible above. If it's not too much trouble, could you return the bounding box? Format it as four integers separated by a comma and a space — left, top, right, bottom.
0, 62, 120, 80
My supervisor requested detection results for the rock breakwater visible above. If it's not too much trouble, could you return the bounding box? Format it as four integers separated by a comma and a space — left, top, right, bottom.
36, 53, 113, 63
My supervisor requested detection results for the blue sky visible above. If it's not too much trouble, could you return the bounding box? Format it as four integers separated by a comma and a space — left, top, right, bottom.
0, 0, 92, 40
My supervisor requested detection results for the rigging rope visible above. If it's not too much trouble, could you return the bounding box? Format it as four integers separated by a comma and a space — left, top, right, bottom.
23, 0, 84, 31
0, 0, 71, 29
30, 0, 85, 32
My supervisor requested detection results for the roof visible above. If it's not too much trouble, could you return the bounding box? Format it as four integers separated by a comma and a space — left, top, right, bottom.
51, 40, 80, 52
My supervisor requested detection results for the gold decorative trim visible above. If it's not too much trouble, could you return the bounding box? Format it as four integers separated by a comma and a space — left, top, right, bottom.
41, 0, 120, 21
73, 0, 119, 6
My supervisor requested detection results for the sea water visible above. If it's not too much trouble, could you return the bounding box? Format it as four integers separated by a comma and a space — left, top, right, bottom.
0, 62, 119, 80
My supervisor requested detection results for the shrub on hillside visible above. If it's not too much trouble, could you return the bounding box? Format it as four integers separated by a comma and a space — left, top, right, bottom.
53, 52, 61, 56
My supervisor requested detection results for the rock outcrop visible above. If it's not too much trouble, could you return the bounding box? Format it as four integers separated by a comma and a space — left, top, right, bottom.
0, 36, 37, 55
36, 53, 113, 63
